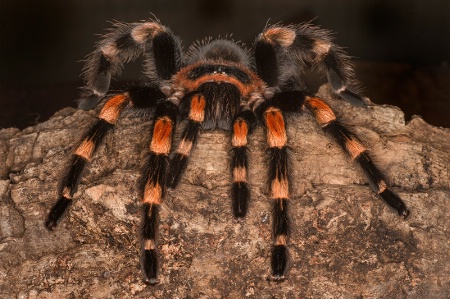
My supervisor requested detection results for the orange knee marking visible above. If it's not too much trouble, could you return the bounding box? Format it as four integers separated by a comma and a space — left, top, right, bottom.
232, 119, 248, 147
99, 94, 130, 124
144, 239, 156, 250
345, 138, 366, 160
262, 27, 296, 47
233, 167, 247, 182
189, 95, 206, 122
377, 180, 387, 194
264, 107, 287, 148
150, 116, 173, 154
131, 22, 164, 43
75, 139, 95, 161
176, 139, 193, 156
275, 234, 287, 246
62, 187, 73, 199
143, 183, 163, 205
271, 178, 290, 199
305, 97, 336, 126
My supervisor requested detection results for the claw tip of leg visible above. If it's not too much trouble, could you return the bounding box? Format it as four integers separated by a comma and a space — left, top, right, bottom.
269, 274, 286, 281
401, 209, 410, 220
45, 219, 57, 231
144, 277, 159, 285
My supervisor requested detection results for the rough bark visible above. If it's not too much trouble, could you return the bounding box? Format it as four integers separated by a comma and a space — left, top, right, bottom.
0, 85, 449, 298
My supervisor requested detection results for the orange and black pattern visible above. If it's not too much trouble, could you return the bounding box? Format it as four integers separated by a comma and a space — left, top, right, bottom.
139, 99, 178, 283
262, 106, 291, 279
46, 17, 410, 285
304, 97, 409, 218
230, 109, 256, 217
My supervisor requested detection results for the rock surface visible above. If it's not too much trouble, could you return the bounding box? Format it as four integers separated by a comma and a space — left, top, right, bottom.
0, 85, 449, 298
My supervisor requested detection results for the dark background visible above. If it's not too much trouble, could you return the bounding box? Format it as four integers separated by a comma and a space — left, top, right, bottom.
1, 0, 449, 129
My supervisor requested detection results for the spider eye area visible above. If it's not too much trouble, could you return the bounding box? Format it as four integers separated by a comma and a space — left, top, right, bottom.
186, 63, 251, 84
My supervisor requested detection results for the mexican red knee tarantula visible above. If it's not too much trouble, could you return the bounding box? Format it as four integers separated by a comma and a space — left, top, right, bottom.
46, 17, 410, 284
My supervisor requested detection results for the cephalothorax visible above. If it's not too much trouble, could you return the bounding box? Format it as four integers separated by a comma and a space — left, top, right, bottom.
46, 18, 409, 284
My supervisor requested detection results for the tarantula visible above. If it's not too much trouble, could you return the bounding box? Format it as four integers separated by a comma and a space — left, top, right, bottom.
45, 18, 410, 284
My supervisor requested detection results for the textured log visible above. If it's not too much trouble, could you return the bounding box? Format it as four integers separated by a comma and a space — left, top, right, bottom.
0, 85, 449, 298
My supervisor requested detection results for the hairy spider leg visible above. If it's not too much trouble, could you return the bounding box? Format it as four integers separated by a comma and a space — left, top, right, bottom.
260, 105, 292, 280
230, 109, 256, 217
167, 93, 206, 188
79, 21, 182, 110
255, 25, 365, 106
304, 96, 410, 218
140, 99, 179, 285
45, 94, 128, 229
46, 86, 166, 230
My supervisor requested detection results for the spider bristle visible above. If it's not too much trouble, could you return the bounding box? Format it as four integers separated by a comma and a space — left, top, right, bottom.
141, 203, 159, 240
355, 152, 385, 191
167, 117, 201, 188
140, 189, 161, 284
167, 153, 188, 188
85, 119, 114, 142
231, 146, 247, 169
267, 147, 291, 183
154, 100, 179, 123
142, 249, 159, 285
322, 120, 358, 153
231, 182, 249, 218
127, 85, 165, 109
254, 38, 279, 87
45, 196, 72, 230
59, 156, 87, 196
273, 198, 289, 237
379, 189, 410, 219
180, 121, 201, 144
139, 153, 169, 199
271, 244, 288, 279
153, 32, 178, 80
255, 91, 306, 118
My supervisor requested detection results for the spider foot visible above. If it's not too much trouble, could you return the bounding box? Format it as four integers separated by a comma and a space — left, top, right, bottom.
269, 274, 286, 282
45, 219, 58, 231
379, 189, 410, 220
143, 249, 159, 285
270, 245, 287, 280
400, 208, 411, 220
45, 196, 72, 230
